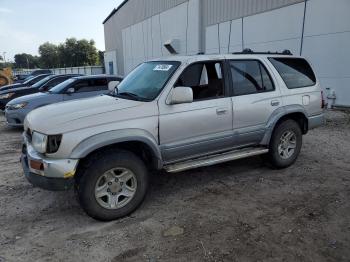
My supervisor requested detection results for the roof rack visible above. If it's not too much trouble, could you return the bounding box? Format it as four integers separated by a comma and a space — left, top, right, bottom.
233, 48, 293, 55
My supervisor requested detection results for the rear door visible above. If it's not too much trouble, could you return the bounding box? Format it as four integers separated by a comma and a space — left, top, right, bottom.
229, 59, 282, 146
63, 78, 110, 101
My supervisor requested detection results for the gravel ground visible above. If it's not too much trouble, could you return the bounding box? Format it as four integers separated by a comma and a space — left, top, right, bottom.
0, 110, 349, 262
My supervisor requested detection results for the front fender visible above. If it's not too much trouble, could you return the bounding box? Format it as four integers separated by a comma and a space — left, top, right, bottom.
69, 129, 162, 162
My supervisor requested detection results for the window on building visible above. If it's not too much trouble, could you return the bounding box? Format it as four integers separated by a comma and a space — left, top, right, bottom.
175, 61, 224, 101
269, 58, 316, 89
229, 60, 275, 96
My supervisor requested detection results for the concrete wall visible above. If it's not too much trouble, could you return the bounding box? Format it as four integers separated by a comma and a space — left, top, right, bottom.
104, 0, 188, 75
104, 50, 117, 75
121, 0, 201, 74
104, 0, 302, 75
104, 0, 350, 106
204, 0, 350, 106
302, 0, 350, 107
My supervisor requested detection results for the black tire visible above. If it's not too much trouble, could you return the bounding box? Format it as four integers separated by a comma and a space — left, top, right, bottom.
267, 119, 302, 169
76, 150, 149, 221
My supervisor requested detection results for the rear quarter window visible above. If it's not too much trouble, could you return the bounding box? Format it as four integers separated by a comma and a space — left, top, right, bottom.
269, 58, 316, 89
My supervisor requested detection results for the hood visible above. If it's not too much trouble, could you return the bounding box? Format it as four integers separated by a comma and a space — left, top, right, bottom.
0, 85, 34, 95
25, 95, 154, 134
7, 92, 50, 105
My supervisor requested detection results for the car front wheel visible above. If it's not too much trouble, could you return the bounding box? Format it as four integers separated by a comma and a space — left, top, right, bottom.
76, 150, 149, 221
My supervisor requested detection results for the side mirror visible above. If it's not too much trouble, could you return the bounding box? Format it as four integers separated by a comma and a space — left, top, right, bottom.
168, 86, 193, 105
108, 81, 120, 93
66, 87, 75, 94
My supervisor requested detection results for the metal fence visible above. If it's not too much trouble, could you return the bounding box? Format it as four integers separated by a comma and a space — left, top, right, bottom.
13, 66, 105, 76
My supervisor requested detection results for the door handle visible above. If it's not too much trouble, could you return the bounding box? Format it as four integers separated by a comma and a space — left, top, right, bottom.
271, 100, 280, 107
216, 108, 228, 115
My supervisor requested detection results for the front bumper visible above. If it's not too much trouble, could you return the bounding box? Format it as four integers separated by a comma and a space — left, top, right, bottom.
5, 108, 25, 127
21, 134, 79, 191
308, 113, 325, 130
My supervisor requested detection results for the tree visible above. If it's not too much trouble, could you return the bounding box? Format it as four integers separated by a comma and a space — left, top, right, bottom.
57, 38, 99, 67
13, 38, 100, 69
98, 51, 104, 66
14, 53, 40, 69
38, 42, 59, 68
0, 55, 3, 61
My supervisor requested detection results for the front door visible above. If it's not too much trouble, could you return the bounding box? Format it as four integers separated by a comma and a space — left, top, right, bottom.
159, 61, 233, 163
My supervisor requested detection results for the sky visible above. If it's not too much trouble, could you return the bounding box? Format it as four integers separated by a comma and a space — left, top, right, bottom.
0, 0, 124, 61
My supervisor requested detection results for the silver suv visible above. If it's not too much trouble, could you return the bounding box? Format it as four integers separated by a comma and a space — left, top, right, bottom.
21, 52, 325, 221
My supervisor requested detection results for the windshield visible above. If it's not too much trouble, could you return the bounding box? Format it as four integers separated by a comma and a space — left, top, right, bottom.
49, 78, 76, 94
32, 76, 54, 88
116, 61, 180, 101
23, 76, 35, 84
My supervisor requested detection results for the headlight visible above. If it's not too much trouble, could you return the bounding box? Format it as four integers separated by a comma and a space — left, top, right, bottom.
6, 102, 28, 110
0, 93, 15, 99
32, 132, 48, 153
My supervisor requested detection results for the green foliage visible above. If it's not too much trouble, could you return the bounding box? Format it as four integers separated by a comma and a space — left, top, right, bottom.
38, 38, 99, 68
38, 42, 59, 68
98, 51, 104, 66
14, 53, 40, 69
0, 55, 3, 61
14, 38, 101, 69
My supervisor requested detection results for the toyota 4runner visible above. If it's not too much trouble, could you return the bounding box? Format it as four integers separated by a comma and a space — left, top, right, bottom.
21, 51, 325, 221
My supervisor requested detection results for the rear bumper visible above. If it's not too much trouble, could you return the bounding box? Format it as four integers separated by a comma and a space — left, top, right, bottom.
308, 113, 325, 130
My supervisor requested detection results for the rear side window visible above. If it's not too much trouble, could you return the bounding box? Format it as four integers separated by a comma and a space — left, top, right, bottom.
229, 60, 275, 96
269, 58, 316, 89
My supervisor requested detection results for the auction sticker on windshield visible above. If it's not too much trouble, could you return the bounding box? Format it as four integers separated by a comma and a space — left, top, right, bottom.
153, 64, 173, 71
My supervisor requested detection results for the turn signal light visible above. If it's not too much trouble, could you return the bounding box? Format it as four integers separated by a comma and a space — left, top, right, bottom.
30, 160, 44, 171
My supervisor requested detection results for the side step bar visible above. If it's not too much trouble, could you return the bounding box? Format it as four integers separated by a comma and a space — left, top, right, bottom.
164, 147, 269, 173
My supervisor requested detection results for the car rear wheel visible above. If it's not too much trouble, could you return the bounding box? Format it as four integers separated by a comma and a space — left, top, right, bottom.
76, 150, 149, 221
267, 119, 302, 169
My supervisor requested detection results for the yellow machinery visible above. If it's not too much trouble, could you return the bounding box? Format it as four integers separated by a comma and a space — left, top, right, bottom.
0, 67, 13, 87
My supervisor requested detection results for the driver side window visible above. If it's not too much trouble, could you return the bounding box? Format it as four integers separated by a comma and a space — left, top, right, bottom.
175, 61, 224, 101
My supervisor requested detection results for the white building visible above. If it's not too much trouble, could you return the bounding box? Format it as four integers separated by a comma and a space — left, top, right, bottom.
103, 0, 350, 107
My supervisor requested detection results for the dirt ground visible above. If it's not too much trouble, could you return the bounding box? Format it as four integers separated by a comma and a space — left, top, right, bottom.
0, 110, 349, 262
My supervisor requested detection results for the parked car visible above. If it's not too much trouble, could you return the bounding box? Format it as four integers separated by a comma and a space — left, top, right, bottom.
21, 51, 325, 221
5, 75, 122, 127
0, 74, 79, 111
13, 74, 28, 83
0, 74, 52, 92
14, 70, 53, 84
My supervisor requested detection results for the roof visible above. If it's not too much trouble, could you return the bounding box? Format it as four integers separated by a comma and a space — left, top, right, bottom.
148, 52, 299, 64
103, 0, 129, 24
73, 74, 122, 80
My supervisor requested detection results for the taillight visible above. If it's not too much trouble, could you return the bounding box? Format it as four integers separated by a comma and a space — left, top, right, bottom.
321, 91, 326, 109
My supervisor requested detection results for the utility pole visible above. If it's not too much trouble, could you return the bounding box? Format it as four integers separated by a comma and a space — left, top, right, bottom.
2, 52, 6, 64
